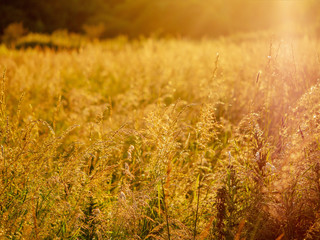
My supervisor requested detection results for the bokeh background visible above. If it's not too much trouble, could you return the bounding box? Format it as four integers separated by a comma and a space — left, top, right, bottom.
1, 0, 319, 38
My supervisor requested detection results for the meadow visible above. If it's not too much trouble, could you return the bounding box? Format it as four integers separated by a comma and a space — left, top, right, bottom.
1, 32, 320, 239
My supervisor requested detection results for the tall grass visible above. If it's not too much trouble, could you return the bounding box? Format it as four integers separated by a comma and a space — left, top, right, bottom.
0, 33, 320, 239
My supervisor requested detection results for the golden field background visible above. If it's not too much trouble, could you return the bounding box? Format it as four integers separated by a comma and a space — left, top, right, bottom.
1, 31, 320, 239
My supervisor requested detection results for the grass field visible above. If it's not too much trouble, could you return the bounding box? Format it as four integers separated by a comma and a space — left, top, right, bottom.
1, 32, 320, 239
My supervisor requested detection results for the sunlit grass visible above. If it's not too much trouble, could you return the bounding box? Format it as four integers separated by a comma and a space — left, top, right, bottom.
0, 32, 320, 239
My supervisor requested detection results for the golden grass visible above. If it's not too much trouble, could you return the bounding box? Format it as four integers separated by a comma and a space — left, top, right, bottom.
0, 33, 320, 239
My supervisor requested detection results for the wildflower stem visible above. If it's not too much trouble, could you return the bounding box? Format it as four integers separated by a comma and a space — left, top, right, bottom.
193, 174, 201, 240
162, 181, 171, 240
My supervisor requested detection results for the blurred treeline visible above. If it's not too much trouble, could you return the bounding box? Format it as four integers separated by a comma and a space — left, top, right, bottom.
0, 0, 319, 38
